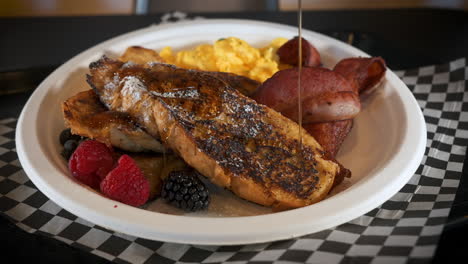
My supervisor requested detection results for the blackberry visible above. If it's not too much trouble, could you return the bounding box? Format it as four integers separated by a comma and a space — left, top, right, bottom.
161, 170, 210, 212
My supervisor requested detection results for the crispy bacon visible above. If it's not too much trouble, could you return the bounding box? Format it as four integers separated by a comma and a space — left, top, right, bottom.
255, 40, 387, 158
334, 57, 386, 94
282, 91, 360, 123
305, 57, 386, 157
277, 37, 321, 67
303, 120, 353, 157
252, 67, 360, 123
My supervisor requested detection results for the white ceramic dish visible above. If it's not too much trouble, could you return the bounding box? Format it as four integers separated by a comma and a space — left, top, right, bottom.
16, 19, 426, 245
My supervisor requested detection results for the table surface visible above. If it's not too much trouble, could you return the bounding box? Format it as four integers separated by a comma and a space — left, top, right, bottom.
1, 8, 467, 263
1, 8, 468, 72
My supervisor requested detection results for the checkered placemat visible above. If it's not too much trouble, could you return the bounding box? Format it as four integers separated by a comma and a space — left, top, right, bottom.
1, 57, 467, 263
1, 16, 468, 261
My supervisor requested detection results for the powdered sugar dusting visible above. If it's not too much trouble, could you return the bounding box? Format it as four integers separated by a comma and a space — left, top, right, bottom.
141, 100, 152, 124
146, 61, 177, 68
104, 82, 116, 91
150, 87, 199, 99
99, 73, 120, 108
115, 76, 154, 127
243, 104, 253, 113
117, 76, 147, 113
113, 73, 120, 83
120, 76, 146, 101
122, 61, 136, 68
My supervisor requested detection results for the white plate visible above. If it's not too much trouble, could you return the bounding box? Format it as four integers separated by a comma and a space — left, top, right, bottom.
16, 19, 426, 245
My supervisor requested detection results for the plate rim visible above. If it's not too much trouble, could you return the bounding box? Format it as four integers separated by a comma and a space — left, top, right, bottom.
16, 18, 427, 245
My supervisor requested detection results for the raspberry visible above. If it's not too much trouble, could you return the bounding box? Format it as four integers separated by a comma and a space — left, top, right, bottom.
100, 155, 150, 207
69, 140, 114, 189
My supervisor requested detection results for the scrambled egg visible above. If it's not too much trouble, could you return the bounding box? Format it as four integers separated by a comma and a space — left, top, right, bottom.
159, 37, 289, 83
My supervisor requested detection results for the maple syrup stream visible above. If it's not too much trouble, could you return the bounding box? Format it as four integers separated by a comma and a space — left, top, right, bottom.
166, 3, 304, 169
297, 0, 304, 160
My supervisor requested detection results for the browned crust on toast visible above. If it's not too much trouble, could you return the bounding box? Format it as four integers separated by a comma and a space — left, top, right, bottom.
62, 89, 164, 152
118, 45, 260, 96
203, 71, 260, 96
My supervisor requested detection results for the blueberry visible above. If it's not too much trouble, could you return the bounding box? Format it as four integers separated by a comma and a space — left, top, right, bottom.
59, 129, 81, 145
59, 129, 72, 145
61, 148, 74, 160
61, 139, 79, 160
64, 139, 79, 152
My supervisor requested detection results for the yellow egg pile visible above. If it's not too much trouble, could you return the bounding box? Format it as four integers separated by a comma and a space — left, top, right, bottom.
159, 37, 289, 83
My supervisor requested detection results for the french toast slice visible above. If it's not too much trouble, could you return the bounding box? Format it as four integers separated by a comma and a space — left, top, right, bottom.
119, 46, 165, 65
62, 89, 165, 152
61, 81, 256, 153
118, 45, 260, 96
202, 71, 260, 96
87, 56, 348, 209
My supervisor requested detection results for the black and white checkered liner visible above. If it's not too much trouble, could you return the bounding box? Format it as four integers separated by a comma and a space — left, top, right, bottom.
1, 50, 467, 264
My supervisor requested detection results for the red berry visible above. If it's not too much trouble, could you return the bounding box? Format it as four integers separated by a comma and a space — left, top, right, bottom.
69, 140, 114, 189
100, 155, 150, 207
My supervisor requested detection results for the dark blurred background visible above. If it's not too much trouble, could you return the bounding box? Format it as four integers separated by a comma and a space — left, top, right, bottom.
1, 0, 467, 16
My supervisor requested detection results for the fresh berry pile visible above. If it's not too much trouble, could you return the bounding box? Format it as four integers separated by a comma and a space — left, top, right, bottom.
59, 128, 150, 206
60, 129, 210, 211
161, 170, 210, 211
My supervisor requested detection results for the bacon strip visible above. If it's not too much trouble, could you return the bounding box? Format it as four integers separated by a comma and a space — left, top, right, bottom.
277, 37, 321, 67
252, 67, 360, 123
305, 57, 386, 158
303, 120, 353, 157
334, 57, 386, 94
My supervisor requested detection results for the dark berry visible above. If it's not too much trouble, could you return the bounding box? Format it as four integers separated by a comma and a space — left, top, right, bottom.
61, 139, 79, 160
59, 129, 81, 145
61, 149, 73, 160
59, 129, 72, 145
64, 139, 79, 152
161, 170, 210, 212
